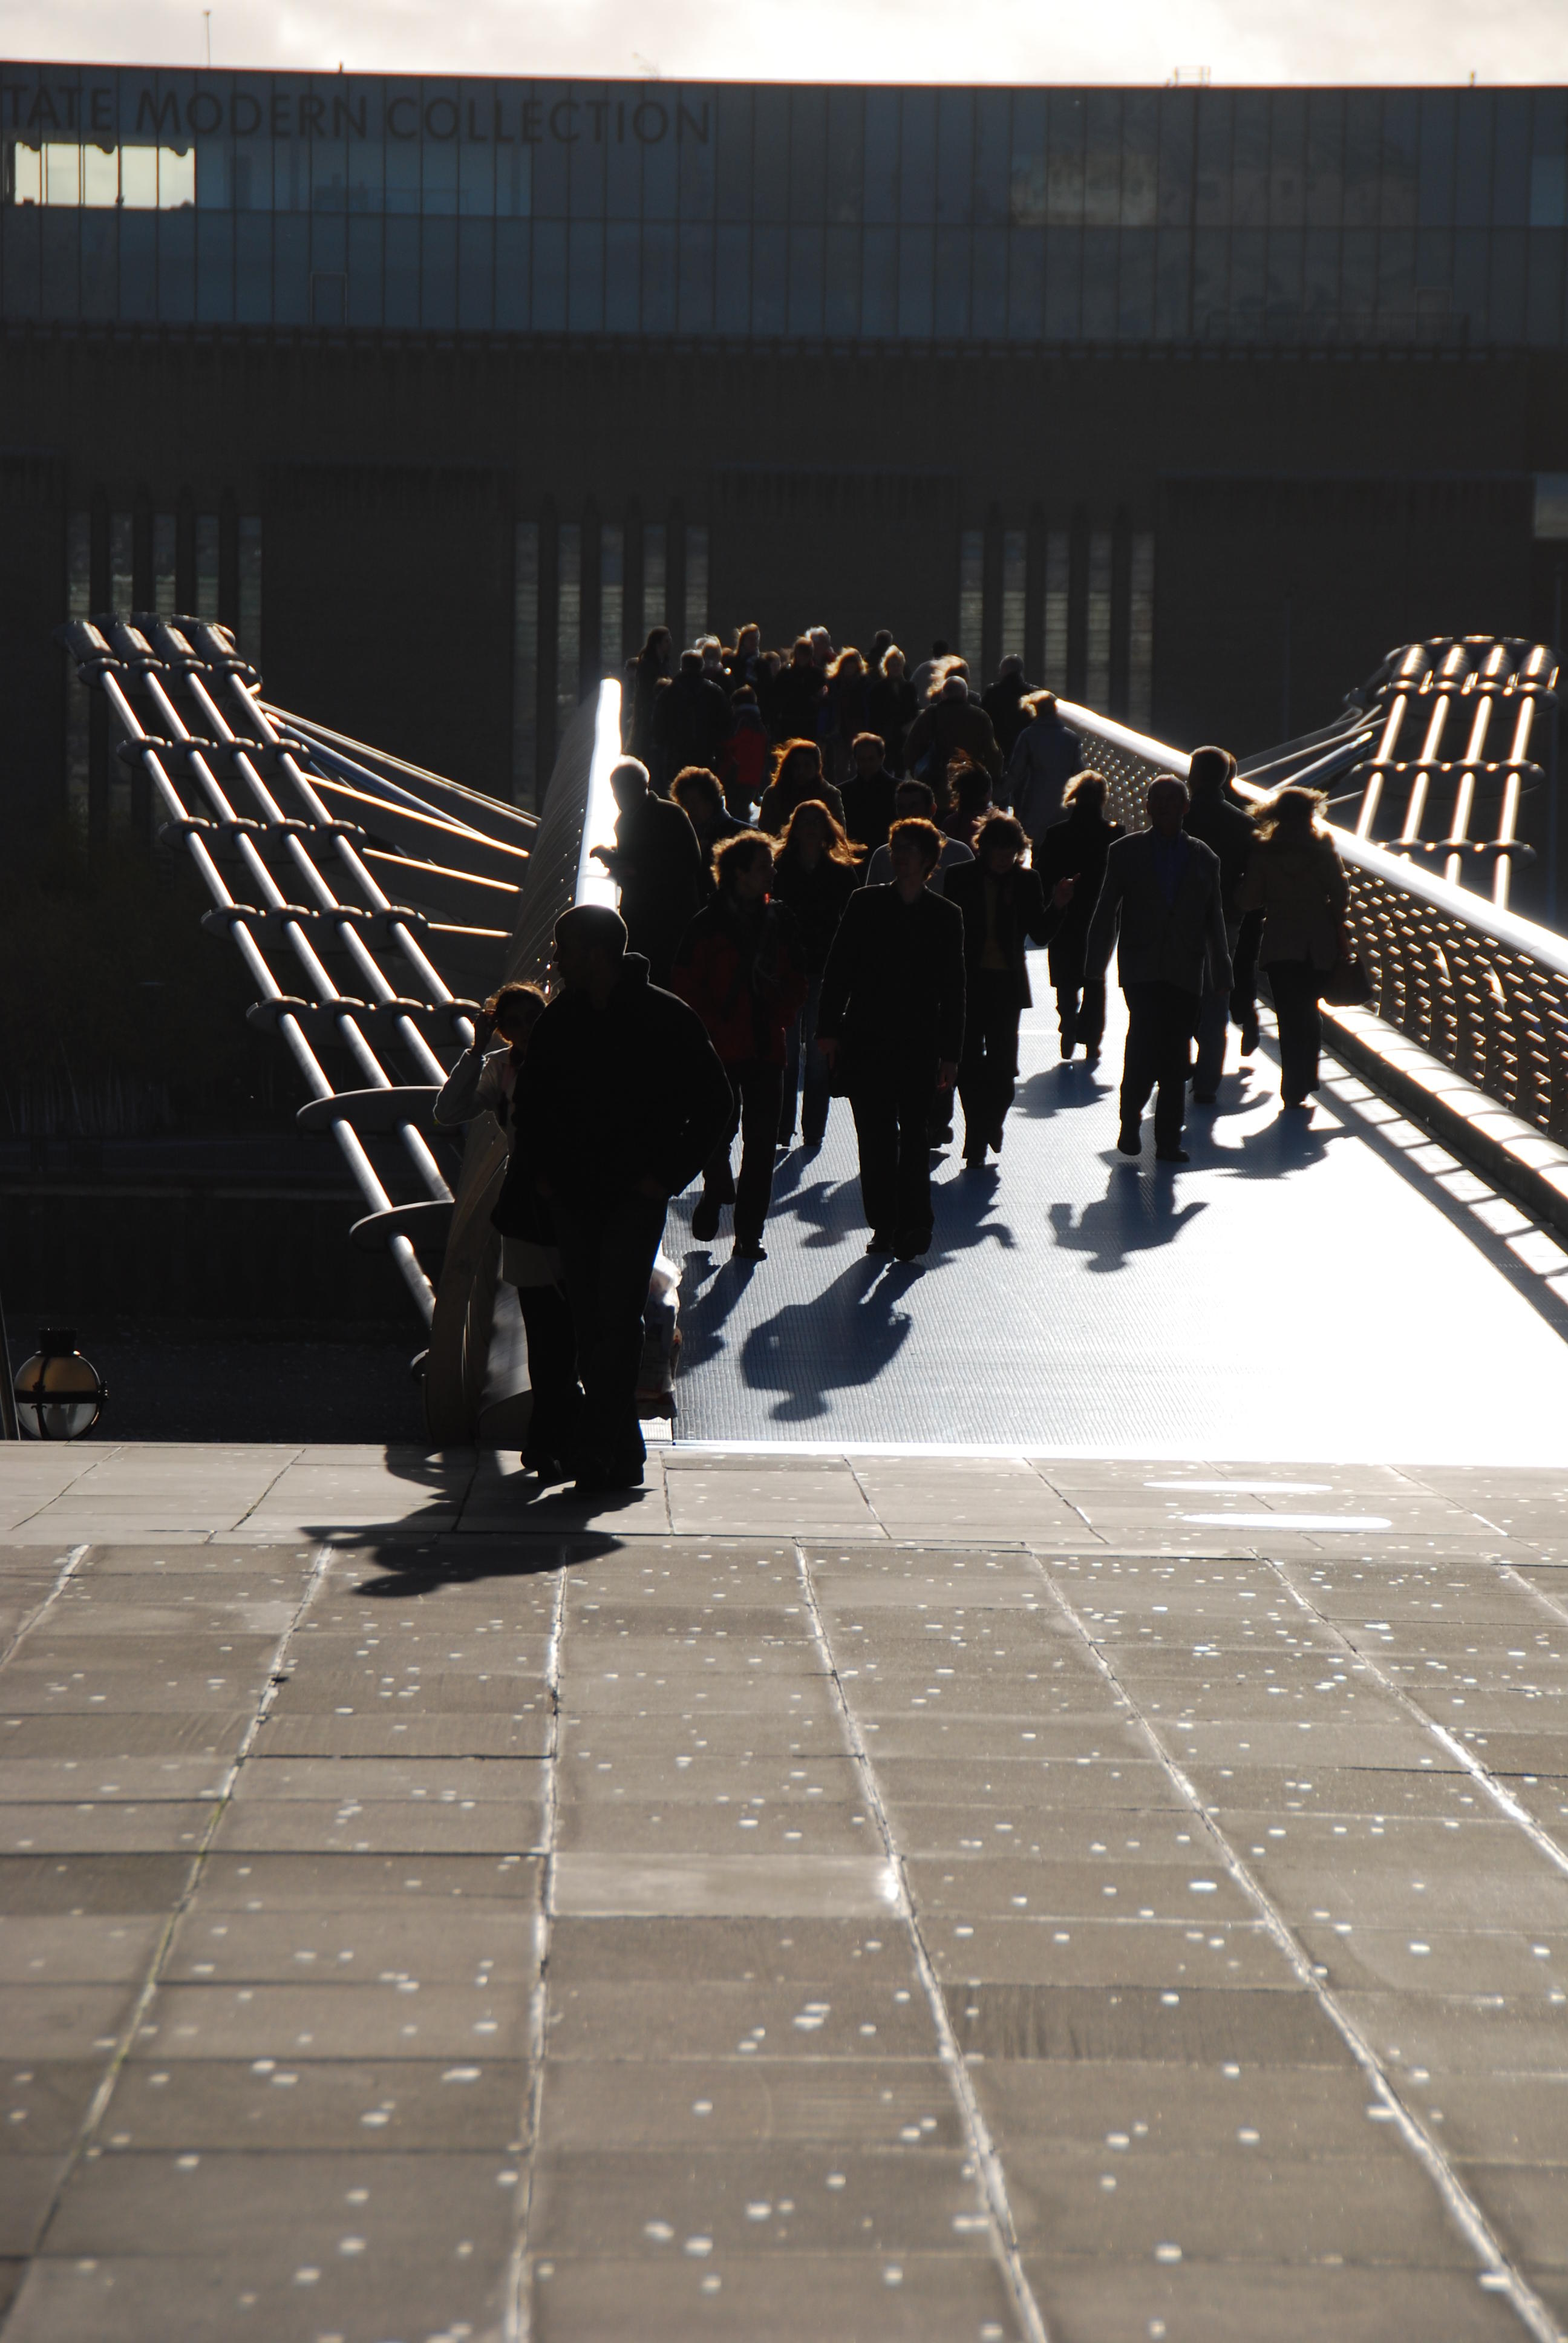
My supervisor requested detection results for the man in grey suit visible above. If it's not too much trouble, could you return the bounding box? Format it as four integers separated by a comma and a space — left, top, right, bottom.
1083, 775, 1233, 1164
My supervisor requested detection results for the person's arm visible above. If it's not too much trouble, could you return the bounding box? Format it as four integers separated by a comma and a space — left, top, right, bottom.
432, 1039, 506, 1127
1021, 869, 1068, 949
1082, 845, 1126, 980
1204, 867, 1234, 994
815, 894, 863, 1057
647, 1014, 736, 1198
976, 713, 1003, 782
936, 902, 965, 1079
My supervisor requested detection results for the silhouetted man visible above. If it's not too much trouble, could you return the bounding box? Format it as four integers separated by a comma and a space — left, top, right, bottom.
840, 730, 899, 851
944, 813, 1072, 1165
590, 757, 706, 988
982, 654, 1034, 762
817, 817, 965, 1261
650, 648, 730, 784
1083, 775, 1231, 1165
1007, 690, 1083, 841
516, 904, 731, 1490
1183, 744, 1255, 1103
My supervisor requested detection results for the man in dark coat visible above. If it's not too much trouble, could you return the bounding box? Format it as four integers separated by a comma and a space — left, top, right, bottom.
590, 758, 707, 988
1083, 775, 1232, 1165
982, 655, 1034, 763
944, 813, 1071, 1165
650, 649, 730, 785
515, 904, 732, 1490
817, 818, 965, 1261
903, 673, 1003, 787
1183, 743, 1256, 1100
839, 731, 900, 851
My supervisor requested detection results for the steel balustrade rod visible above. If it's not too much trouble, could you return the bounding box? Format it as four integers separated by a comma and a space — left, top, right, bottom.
60, 623, 437, 1320
1445, 677, 1497, 890
1357, 646, 1431, 839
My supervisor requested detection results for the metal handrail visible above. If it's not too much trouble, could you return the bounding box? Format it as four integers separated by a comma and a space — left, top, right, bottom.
1057, 695, 1568, 1142
59, 613, 540, 1334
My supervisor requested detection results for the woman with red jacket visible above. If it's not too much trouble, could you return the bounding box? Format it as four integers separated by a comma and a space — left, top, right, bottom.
670, 831, 809, 1262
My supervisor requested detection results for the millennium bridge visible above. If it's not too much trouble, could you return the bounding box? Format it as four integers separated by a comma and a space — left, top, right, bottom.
1, 619, 1566, 2343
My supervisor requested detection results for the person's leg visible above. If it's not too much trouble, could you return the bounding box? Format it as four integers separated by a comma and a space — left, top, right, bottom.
1232, 908, 1264, 1050
1055, 982, 1080, 1059
1077, 977, 1106, 1063
1269, 962, 1321, 1101
779, 1012, 802, 1143
894, 1066, 939, 1250
958, 1015, 989, 1161
799, 977, 830, 1145
988, 992, 1021, 1141
851, 1081, 898, 1239
564, 1192, 667, 1480
1152, 985, 1197, 1154
515, 1280, 583, 1470
733, 1060, 784, 1247
1119, 985, 1160, 1142
1193, 983, 1227, 1100
691, 1085, 740, 1239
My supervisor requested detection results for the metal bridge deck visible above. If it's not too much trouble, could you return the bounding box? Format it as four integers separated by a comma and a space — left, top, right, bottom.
667, 968, 1568, 1466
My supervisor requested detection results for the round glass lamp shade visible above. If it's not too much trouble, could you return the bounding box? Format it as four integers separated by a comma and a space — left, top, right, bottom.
16, 1330, 106, 1440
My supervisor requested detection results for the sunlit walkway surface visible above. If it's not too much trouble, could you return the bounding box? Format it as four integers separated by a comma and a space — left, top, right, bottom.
669, 963, 1568, 1465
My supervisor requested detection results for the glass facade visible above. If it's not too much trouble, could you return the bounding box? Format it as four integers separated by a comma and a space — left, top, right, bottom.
7, 67, 1568, 346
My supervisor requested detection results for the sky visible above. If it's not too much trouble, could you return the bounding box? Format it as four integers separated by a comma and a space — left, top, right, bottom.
7, 0, 1566, 90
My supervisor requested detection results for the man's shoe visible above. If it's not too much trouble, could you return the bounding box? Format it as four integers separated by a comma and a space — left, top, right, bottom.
1083, 1048, 1101, 1070
802, 1123, 826, 1148
893, 1231, 930, 1262
1282, 1096, 1310, 1112
1116, 1123, 1142, 1156
865, 1230, 894, 1256
690, 1193, 722, 1241
1238, 1011, 1260, 1057
732, 1236, 766, 1261
1155, 1145, 1190, 1163
990, 1121, 1005, 1153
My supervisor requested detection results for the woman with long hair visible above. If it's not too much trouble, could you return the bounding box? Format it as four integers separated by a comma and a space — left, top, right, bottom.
823, 646, 872, 788
624, 624, 673, 764
1238, 784, 1351, 1110
772, 799, 863, 1148
434, 983, 583, 1480
1033, 770, 1125, 1064
757, 738, 846, 834
670, 831, 808, 1261
941, 756, 995, 847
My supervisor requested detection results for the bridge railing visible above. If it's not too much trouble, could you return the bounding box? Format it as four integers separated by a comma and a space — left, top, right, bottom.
1058, 698, 1568, 1147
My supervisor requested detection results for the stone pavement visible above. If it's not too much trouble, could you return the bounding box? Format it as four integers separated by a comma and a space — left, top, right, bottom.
2, 1447, 1567, 2342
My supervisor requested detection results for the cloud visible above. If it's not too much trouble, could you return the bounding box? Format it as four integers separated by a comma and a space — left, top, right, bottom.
7, 0, 1564, 84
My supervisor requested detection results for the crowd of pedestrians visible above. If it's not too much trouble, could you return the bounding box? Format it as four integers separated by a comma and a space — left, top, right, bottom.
437, 619, 1356, 1493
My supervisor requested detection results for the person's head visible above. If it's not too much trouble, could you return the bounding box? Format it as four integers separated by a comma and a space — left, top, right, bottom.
829, 646, 866, 681
893, 778, 936, 821
731, 683, 759, 711
790, 635, 814, 667
736, 622, 761, 657
1028, 689, 1058, 721
950, 758, 993, 816
641, 625, 671, 663
997, 654, 1024, 680
1187, 744, 1237, 800
940, 671, 969, 704
698, 635, 724, 674
880, 643, 906, 680
930, 638, 949, 658
887, 816, 944, 893
1257, 784, 1327, 841
851, 731, 886, 778
554, 903, 628, 997
760, 648, 782, 677
977, 811, 1027, 874
1062, 768, 1107, 818
782, 798, 860, 869
609, 756, 651, 812
671, 766, 724, 831
714, 830, 775, 901
1145, 775, 1189, 839
679, 647, 703, 677
870, 628, 893, 661
808, 625, 833, 666
773, 739, 823, 797
483, 980, 547, 1050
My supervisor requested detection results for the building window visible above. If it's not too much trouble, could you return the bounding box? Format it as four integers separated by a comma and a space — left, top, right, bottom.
958, 528, 984, 670
1042, 529, 1070, 690
1001, 528, 1027, 663
1535, 476, 1568, 539
4, 140, 194, 209
556, 519, 581, 731
600, 522, 624, 677
65, 512, 91, 831
1086, 529, 1113, 712
154, 512, 177, 619
684, 523, 709, 649
110, 510, 133, 614
1129, 532, 1155, 730
643, 521, 666, 632
238, 516, 263, 661
512, 519, 539, 807
196, 514, 220, 620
